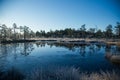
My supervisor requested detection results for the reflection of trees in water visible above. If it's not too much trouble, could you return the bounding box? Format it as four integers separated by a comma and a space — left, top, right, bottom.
50, 42, 76, 51
20, 43, 34, 56
0, 43, 34, 57
35, 42, 120, 57
36, 42, 76, 51
0, 44, 13, 70
116, 46, 120, 52
0, 44, 13, 55
89, 44, 95, 55
77, 44, 96, 57
79, 45, 86, 57
110, 46, 117, 54
114, 46, 120, 55
105, 45, 111, 53
96, 44, 102, 52
12, 43, 21, 59
0, 43, 34, 58
88, 44, 102, 54
36, 42, 107, 57
105, 44, 120, 55
0, 43, 34, 80
105, 45, 120, 55
0, 43, 34, 70
36, 42, 45, 47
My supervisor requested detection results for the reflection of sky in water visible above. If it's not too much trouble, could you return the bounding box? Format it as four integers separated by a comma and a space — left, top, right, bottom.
0, 42, 120, 73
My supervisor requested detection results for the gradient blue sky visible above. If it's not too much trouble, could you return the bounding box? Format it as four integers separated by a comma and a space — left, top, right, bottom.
0, 0, 120, 31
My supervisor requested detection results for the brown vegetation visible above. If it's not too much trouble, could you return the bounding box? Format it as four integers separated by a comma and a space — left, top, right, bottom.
116, 42, 120, 47
105, 53, 120, 64
106, 41, 120, 48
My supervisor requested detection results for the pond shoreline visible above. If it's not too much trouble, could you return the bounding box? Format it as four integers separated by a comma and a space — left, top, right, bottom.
0, 38, 120, 45
0, 40, 36, 44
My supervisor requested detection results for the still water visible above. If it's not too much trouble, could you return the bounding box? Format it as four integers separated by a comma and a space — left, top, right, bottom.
0, 42, 120, 73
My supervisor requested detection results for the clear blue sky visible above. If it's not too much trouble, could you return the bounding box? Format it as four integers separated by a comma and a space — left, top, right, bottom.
0, 0, 120, 32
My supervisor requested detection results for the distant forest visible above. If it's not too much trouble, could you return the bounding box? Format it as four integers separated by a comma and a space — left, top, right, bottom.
0, 22, 120, 41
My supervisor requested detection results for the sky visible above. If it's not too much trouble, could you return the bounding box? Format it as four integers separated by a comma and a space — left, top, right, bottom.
0, 0, 120, 32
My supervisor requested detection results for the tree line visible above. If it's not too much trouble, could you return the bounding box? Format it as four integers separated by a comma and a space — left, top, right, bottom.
0, 22, 120, 41
36, 22, 120, 39
0, 23, 36, 41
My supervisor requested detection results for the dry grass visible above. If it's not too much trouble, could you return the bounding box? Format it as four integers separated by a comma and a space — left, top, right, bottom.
116, 42, 120, 47
106, 42, 117, 45
25, 67, 120, 80
81, 71, 120, 80
105, 53, 120, 64
106, 41, 120, 46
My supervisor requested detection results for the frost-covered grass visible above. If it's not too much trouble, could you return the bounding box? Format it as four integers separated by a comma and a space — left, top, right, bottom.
25, 67, 120, 80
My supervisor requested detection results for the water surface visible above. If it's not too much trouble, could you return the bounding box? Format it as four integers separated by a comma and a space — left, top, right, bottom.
0, 42, 120, 73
